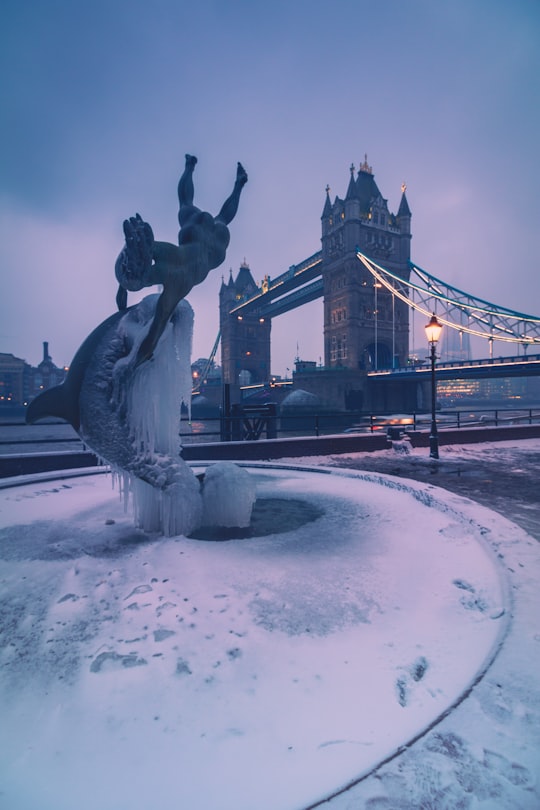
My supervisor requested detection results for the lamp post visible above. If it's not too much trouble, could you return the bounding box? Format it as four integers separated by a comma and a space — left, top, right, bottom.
425, 314, 443, 459
374, 282, 381, 369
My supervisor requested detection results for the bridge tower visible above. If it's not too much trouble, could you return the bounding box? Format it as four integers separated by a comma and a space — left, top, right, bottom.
219, 261, 272, 386
321, 157, 412, 371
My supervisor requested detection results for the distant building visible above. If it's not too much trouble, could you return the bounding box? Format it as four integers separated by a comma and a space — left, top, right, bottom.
0, 342, 67, 410
29, 342, 67, 399
0, 353, 27, 406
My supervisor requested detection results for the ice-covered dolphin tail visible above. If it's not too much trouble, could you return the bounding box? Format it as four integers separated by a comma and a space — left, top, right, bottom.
26, 384, 81, 431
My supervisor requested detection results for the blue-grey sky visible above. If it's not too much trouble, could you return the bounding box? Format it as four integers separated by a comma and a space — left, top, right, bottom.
1, 0, 539, 373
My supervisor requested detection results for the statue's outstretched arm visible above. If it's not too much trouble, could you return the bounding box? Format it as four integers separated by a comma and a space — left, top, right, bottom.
135, 280, 189, 367
215, 163, 248, 225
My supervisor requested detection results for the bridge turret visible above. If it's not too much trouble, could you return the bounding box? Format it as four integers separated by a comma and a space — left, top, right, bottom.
344, 163, 361, 221
219, 260, 271, 388
321, 158, 413, 377
396, 184, 412, 263
397, 184, 412, 233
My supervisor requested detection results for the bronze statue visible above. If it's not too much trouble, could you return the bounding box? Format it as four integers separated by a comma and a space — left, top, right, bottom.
115, 154, 248, 366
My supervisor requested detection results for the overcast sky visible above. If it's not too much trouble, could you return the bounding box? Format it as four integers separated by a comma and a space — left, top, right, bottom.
1, 0, 539, 374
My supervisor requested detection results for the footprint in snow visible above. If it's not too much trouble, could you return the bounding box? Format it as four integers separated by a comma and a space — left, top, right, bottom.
395, 656, 429, 707
124, 584, 153, 600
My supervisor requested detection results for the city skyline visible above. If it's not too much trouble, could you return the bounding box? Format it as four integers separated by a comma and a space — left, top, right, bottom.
1, 0, 539, 375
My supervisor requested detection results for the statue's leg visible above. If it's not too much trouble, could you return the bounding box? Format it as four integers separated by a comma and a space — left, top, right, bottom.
135, 281, 186, 367
135, 243, 193, 366
177, 154, 198, 225
215, 163, 248, 225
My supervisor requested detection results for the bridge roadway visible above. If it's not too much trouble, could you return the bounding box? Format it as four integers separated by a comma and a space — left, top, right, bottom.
368, 353, 540, 380
230, 251, 323, 317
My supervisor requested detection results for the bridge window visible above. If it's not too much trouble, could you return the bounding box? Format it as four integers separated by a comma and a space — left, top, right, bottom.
373, 212, 379, 225
331, 336, 337, 361
332, 306, 347, 323
381, 213, 386, 227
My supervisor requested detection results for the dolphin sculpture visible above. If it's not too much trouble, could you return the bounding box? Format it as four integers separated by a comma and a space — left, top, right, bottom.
26, 296, 203, 536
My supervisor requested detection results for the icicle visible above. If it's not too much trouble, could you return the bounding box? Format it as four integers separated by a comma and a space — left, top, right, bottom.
113, 297, 203, 536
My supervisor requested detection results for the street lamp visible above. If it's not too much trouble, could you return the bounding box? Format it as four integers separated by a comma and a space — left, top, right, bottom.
425, 314, 443, 459
374, 282, 382, 369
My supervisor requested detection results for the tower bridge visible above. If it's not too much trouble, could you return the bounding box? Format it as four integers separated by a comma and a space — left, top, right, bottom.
217, 158, 540, 410
229, 251, 323, 318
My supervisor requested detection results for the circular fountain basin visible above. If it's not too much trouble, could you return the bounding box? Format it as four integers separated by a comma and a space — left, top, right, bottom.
0, 464, 508, 810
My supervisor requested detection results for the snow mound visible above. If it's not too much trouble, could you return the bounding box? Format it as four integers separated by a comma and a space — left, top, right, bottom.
201, 461, 256, 529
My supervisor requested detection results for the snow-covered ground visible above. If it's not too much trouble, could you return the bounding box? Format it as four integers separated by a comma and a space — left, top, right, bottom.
0, 446, 539, 809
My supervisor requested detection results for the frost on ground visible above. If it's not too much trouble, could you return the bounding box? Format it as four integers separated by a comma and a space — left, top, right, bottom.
0, 457, 539, 810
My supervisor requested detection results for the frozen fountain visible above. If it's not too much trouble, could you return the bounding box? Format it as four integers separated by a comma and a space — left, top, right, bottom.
26, 154, 255, 537
1, 155, 517, 810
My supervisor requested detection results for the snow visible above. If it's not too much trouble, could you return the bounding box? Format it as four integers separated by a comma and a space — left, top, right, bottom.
1, 451, 538, 809
200, 461, 256, 529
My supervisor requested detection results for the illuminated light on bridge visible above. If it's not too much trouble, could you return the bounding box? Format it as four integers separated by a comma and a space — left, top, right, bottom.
356, 251, 540, 353
367, 354, 540, 381
228, 248, 540, 356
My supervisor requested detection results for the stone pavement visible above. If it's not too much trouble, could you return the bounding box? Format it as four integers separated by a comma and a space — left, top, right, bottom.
324, 440, 540, 543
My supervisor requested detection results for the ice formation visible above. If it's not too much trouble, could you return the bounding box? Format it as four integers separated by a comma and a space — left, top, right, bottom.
105, 295, 202, 535
201, 461, 256, 528
78, 295, 255, 536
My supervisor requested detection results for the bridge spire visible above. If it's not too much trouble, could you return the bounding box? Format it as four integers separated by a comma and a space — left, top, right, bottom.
358, 154, 372, 175
322, 184, 332, 218
346, 164, 357, 200
397, 184, 411, 218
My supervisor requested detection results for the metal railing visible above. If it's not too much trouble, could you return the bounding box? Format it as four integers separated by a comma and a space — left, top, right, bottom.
2, 408, 539, 455
179, 407, 540, 442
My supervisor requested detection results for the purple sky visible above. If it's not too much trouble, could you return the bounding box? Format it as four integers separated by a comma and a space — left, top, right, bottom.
1, 0, 539, 374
